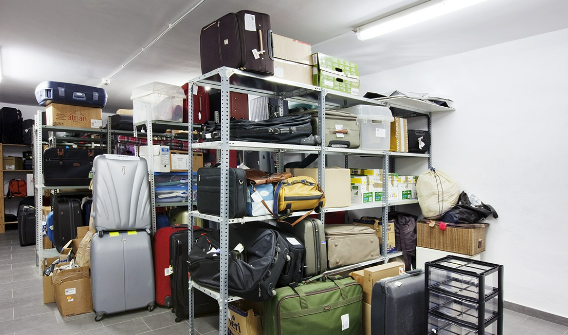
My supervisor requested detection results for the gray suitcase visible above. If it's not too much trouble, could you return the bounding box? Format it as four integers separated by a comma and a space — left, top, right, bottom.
325, 224, 380, 269
91, 231, 155, 321
92, 155, 151, 232
286, 218, 327, 277
371, 270, 426, 335
294, 110, 360, 148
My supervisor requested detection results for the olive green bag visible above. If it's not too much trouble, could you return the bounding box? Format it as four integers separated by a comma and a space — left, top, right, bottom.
262, 276, 362, 335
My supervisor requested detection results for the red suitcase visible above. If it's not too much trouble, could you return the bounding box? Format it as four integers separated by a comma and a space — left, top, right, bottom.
182, 84, 211, 124
210, 91, 249, 122
153, 225, 188, 307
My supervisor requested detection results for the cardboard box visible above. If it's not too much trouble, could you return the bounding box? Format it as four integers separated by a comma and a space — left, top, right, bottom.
350, 269, 364, 287
46, 103, 103, 129
286, 168, 351, 208
139, 145, 170, 173
350, 169, 383, 180
26, 173, 34, 196
3, 156, 23, 170
228, 301, 262, 335
363, 302, 372, 335
77, 226, 89, 239
272, 33, 312, 65
390, 117, 408, 152
362, 262, 405, 303
42, 206, 51, 221
388, 174, 399, 201
42, 256, 59, 304
398, 176, 417, 200
311, 53, 359, 78
43, 236, 53, 249
170, 151, 204, 172
52, 266, 92, 317
273, 59, 313, 86
351, 176, 373, 204
312, 68, 360, 95
417, 220, 488, 256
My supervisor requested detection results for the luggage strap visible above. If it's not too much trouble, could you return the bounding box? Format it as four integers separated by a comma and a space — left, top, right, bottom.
283, 283, 360, 318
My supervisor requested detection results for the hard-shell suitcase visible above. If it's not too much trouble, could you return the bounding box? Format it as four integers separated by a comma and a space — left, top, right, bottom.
53, 197, 83, 251
43, 148, 103, 186
91, 231, 155, 321
108, 114, 133, 131
182, 84, 211, 124
285, 218, 327, 277
196, 167, 247, 218
408, 129, 431, 153
18, 206, 36, 247
210, 91, 249, 122
371, 270, 426, 335
0, 107, 23, 144
153, 225, 187, 307
200, 11, 274, 75
324, 224, 380, 269
170, 229, 218, 321
22, 119, 34, 145
92, 155, 151, 232
35, 81, 107, 108
295, 110, 360, 148
263, 276, 363, 335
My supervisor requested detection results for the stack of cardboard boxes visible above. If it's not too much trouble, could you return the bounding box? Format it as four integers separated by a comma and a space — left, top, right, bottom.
350, 169, 419, 205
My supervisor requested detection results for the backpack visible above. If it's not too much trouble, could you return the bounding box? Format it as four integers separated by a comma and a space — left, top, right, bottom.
7, 179, 26, 198
46, 211, 55, 243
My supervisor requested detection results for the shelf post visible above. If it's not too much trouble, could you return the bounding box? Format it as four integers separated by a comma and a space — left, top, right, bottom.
317, 89, 326, 224
34, 111, 43, 269
188, 82, 196, 335
145, 105, 157, 234
382, 153, 390, 262
428, 114, 433, 169
106, 118, 112, 154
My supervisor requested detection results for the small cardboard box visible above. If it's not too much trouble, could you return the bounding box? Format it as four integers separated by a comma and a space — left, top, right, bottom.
388, 174, 399, 201
273, 59, 313, 86
362, 262, 405, 303
363, 302, 372, 335
42, 206, 51, 221
3, 156, 23, 170
417, 220, 488, 256
311, 53, 359, 78
390, 117, 408, 153
228, 301, 263, 335
52, 266, 92, 317
312, 68, 360, 95
170, 151, 204, 172
139, 145, 170, 173
286, 167, 351, 208
42, 256, 59, 304
272, 33, 312, 65
46, 103, 102, 129
351, 176, 373, 204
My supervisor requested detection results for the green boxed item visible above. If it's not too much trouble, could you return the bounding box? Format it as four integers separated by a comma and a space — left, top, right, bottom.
311, 53, 359, 78
312, 68, 361, 95
263, 276, 362, 335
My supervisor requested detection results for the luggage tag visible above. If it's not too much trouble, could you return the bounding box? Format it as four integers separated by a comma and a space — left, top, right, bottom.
251, 190, 263, 203
164, 265, 174, 276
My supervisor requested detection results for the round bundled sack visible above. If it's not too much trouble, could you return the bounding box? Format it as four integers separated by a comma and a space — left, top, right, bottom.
416, 169, 460, 219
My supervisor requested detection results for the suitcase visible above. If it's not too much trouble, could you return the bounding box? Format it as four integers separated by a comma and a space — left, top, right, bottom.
196, 167, 247, 218
294, 110, 360, 148
262, 276, 363, 335
244, 151, 275, 173
324, 224, 380, 269
53, 197, 83, 252
22, 119, 34, 145
371, 270, 426, 335
170, 229, 218, 321
210, 91, 249, 122
0, 107, 23, 144
284, 218, 327, 277
43, 148, 103, 186
18, 206, 36, 247
35, 81, 107, 108
168, 207, 189, 225
219, 115, 315, 144
92, 155, 151, 232
108, 114, 133, 131
408, 129, 431, 153
153, 225, 187, 307
182, 84, 211, 124
91, 231, 155, 321
82, 199, 92, 229
276, 231, 305, 287
200, 10, 274, 75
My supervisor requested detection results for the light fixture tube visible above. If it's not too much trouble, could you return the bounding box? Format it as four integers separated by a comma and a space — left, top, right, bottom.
356, 0, 489, 41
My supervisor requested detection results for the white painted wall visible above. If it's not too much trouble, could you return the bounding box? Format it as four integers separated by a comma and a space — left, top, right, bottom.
359, 28, 568, 317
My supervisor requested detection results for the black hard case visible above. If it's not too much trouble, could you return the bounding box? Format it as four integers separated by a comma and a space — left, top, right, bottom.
200, 11, 273, 75
18, 206, 36, 247
53, 197, 83, 251
196, 167, 247, 218
35, 81, 107, 108
408, 129, 431, 153
0, 107, 23, 144
108, 114, 133, 131
169, 229, 218, 322
371, 270, 427, 335
43, 148, 103, 186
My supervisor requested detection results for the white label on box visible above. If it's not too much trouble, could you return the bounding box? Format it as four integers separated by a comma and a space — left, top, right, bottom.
244, 13, 256, 31
91, 119, 102, 128
251, 191, 263, 203
376, 128, 386, 138
274, 67, 284, 78
324, 80, 334, 87
341, 314, 350, 330
65, 288, 76, 295
165, 266, 173, 276
6, 165, 14, 170
252, 49, 260, 59
193, 85, 198, 95
286, 237, 301, 246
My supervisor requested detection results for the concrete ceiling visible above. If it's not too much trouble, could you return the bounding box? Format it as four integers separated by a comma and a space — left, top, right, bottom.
0, 0, 567, 112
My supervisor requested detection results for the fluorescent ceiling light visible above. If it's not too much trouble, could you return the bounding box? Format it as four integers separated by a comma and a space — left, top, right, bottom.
0, 47, 2, 83
356, 0, 489, 41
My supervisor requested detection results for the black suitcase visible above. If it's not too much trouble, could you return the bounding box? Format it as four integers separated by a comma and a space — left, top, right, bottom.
0, 107, 23, 144
43, 148, 103, 186
188, 226, 289, 302
371, 270, 426, 335
200, 10, 274, 75
108, 114, 133, 131
52, 197, 84, 251
196, 167, 247, 218
18, 206, 36, 247
170, 229, 218, 322
35, 81, 107, 108
408, 129, 430, 153
22, 119, 34, 145
275, 230, 305, 287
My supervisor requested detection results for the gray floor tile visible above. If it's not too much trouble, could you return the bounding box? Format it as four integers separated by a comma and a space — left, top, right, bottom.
13, 302, 57, 320
194, 314, 219, 334
141, 308, 177, 330
0, 308, 13, 322
105, 318, 152, 335
0, 277, 41, 291
12, 269, 41, 281
137, 322, 190, 334
0, 265, 13, 273
16, 313, 103, 335
0, 293, 43, 309
520, 316, 568, 335
100, 308, 152, 326
0, 310, 59, 335
12, 283, 43, 298
0, 275, 13, 284
202, 330, 220, 335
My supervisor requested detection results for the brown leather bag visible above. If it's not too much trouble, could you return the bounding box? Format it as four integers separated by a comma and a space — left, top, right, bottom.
245, 169, 292, 185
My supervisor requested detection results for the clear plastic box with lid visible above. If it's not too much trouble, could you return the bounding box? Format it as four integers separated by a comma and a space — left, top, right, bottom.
131, 82, 185, 124
345, 105, 394, 151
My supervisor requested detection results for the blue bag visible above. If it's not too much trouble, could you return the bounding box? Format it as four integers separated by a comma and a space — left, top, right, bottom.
246, 183, 274, 216
46, 211, 55, 243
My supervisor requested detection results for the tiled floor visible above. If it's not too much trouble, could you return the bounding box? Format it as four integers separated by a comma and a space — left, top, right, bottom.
0, 228, 566, 335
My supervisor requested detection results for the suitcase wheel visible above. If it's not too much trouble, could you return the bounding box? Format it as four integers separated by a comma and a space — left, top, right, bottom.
175, 316, 184, 323
147, 302, 155, 312
95, 313, 105, 322
98, 231, 103, 238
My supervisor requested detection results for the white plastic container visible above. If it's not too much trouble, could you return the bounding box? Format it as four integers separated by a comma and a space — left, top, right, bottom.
345, 105, 394, 150
131, 82, 185, 124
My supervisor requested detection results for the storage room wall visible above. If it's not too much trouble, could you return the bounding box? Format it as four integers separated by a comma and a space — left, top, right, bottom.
358, 27, 568, 318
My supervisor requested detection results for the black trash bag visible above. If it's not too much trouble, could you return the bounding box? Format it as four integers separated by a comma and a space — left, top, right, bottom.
441, 192, 498, 224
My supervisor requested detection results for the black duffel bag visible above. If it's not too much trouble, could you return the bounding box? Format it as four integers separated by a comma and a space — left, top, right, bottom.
44, 148, 104, 186
441, 191, 498, 224
188, 225, 289, 302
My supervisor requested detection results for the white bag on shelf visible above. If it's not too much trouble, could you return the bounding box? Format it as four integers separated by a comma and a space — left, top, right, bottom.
416, 169, 459, 219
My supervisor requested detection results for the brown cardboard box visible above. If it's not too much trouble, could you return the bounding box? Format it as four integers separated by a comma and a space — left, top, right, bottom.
3, 156, 23, 170
390, 117, 408, 152
362, 262, 405, 303
52, 266, 92, 317
77, 226, 89, 239
43, 236, 53, 249
228, 301, 263, 335
42, 256, 59, 303
286, 167, 351, 208
46, 103, 102, 129
170, 151, 204, 172
350, 269, 364, 287
363, 302, 372, 335
273, 59, 313, 86
272, 33, 312, 65
417, 220, 488, 256
42, 206, 51, 221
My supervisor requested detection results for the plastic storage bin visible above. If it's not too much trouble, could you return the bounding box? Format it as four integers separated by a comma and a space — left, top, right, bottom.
429, 291, 500, 329
428, 315, 498, 335
345, 105, 393, 150
131, 82, 185, 124
155, 186, 188, 203
154, 172, 190, 188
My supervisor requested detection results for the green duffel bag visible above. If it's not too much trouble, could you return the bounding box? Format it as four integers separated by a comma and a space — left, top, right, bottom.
263, 276, 362, 335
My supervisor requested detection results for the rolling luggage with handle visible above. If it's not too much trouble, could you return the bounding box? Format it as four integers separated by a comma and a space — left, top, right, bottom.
284, 218, 327, 277
324, 224, 380, 269
53, 197, 83, 251
200, 10, 274, 75
181, 84, 211, 124
91, 231, 155, 321
0, 107, 23, 144
153, 225, 187, 308
92, 155, 151, 232
293, 110, 360, 148
18, 205, 36, 247
43, 148, 103, 186
35, 81, 107, 108
371, 270, 426, 335
22, 119, 34, 145
196, 167, 247, 218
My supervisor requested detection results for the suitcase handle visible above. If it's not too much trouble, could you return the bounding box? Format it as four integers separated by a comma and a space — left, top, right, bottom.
333, 129, 348, 134
258, 30, 264, 53
268, 30, 274, 60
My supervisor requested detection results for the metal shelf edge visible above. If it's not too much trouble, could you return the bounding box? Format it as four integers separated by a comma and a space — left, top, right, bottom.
323, 257, 386, 276
191, 281, 242, 303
